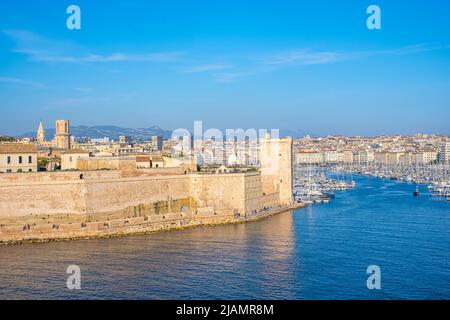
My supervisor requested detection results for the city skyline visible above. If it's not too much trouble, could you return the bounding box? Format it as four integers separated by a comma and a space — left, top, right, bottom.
1, 0, 450, 136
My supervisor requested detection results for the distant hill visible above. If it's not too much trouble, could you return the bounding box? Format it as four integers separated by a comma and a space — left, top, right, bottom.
19, 125, 308, 141
20, 125, 172, 141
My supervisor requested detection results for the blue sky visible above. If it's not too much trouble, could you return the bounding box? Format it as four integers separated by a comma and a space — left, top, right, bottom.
0, 0, 449, 136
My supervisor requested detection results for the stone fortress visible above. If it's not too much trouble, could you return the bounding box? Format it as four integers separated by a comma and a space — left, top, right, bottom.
0, 121, 303, 244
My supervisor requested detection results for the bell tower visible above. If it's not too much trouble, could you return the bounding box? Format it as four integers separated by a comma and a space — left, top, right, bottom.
54, 120, 71, 149
37, 121, 46, 144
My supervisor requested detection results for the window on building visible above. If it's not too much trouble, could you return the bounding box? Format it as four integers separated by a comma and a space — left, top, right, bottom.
28, 156, 32, 164
29, 169, 32, 172
6, 169, 12, 173
7, 156, 11, 164
18, 156, 22, 164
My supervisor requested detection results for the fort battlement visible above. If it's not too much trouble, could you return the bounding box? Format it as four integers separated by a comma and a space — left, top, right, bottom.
0, 167, 297, 244
0, 137, 296, 243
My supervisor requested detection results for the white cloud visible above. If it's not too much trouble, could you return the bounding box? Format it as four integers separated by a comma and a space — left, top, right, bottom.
258, 44, 450, 67
3, 29, 448, 85
52, 96, 110, 107
213, 71, 255, 83
75, 87, 93, 93
0, 76, 46, 88
179, 64, 233, 73
259, 49, 341, 66
3, 29, 183, 64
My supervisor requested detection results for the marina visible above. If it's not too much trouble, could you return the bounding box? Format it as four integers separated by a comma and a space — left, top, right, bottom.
332, 164, 450, 200
293, 162, 450, 205
293, 165, 355, 203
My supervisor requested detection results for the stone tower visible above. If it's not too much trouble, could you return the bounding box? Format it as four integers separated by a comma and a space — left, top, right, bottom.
54, 120, 71, 149
37, 121, 46, 144
259, 134, 293, 206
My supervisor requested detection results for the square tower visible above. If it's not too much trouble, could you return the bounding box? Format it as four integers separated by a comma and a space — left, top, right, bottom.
54, 120, 71, 149
259, 135, 293, 206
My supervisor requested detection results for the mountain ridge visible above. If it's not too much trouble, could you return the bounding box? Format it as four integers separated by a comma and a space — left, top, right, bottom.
19, 125, 309, 141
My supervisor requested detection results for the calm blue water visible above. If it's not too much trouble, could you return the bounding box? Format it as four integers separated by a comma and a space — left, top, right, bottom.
0, 175, 449, 299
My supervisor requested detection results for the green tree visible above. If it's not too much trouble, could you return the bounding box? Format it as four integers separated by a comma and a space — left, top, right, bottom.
38, 158, 50, 171
0, 136, 16, 142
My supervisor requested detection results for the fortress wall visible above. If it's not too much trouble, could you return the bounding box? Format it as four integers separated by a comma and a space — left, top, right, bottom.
0, 170, 191, 219
246, 193, 280, 213
0, 168, 300, 243
189, 172, 271, 215
0, 169, 281, 223
84, 175, 192, 214
0, 180, 86, 218
0, 167, 187, 183
189, 173, 247, 215
76, 158, 136, 171
134, 167, 187, 176
0, 171, 91, 182
243, 173, 279, 212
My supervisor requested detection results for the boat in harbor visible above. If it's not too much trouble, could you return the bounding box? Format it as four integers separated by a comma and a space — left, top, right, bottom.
323, 192, 335, 199
295, 189, 331, 204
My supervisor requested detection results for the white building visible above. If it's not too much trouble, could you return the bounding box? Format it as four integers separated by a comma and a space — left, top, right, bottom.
0, 144, 38, 173
294, 151, 323, 164
91, 137, 110, 144
438, 142, 450, 164
354, 150, 374, 164
60, 149, 91, 170
414, 150, 438, 164
322, 150, 343, 163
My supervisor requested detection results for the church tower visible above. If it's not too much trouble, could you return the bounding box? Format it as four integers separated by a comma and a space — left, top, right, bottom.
37, 121, 46, 144
54, 120, 71, 149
